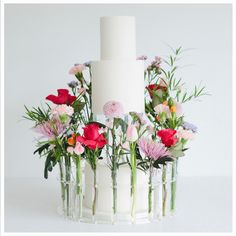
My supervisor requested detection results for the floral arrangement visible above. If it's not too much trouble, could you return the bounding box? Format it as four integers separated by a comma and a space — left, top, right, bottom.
24, 47, 207, 222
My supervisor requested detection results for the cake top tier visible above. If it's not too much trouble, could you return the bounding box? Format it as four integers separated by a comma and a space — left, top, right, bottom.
100, 16, 136, 60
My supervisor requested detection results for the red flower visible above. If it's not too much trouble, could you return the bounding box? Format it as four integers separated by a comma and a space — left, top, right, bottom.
157, 129, 178, 147
76, 123, 107, 150
146, 84, 167, 98
46, 89, 76, 105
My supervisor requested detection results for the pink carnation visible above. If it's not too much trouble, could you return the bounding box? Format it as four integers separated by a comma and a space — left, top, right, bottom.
69, 64, 86, 74
51, 104, 74, 117
176, 127, 195, 140
103, 100, 124, 119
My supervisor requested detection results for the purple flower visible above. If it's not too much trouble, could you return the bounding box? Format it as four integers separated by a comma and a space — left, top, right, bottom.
182, 121, 198, 133
154, 56, 162, 64
137, 55, 148, 60
138, 137, 170, 160
147, 56, 162, 71
83, 61, 91, 67
103, 100, 124, 119
33, 118, 65, 139
68, 81, 78, 88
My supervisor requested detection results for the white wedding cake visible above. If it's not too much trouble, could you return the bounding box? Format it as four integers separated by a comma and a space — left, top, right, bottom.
91, 16, 144, 114
83, 16, 155, 220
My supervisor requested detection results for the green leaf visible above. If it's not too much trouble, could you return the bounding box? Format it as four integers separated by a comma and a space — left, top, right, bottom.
72, 100, 85, 113
170, 149, 185, 158
153, 156, 173, 169
33, 143, 50, 155
113, 117, 128, 133
44, 152, 57, 179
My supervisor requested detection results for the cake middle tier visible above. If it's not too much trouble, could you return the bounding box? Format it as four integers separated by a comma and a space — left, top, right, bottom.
91, 60, 144, 114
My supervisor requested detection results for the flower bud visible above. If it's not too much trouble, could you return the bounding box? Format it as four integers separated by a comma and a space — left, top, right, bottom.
126, 124, 138, 142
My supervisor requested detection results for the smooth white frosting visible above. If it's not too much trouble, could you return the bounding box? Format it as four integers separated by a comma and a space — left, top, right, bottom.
100, 16, 136, 60
91, 60, 144, 114
83, 162, 149, 213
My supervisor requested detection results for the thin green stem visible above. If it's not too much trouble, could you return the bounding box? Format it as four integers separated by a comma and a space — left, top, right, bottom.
170, 160, 177, 213
130, 142, 137, 221
162, 165, 167, 217
91, 152, 97, 218
111, 126, 118, 217
59, 159, 65, 211
148, 160, 153, 214
65, 156, 71, 217
92, 166, 97, 216
76, 156, 83, 218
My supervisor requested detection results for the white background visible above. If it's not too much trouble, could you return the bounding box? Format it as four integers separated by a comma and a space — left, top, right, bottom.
4, 3, 232, 232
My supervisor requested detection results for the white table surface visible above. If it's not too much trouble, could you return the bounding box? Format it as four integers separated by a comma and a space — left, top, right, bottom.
4, 176, 232, 232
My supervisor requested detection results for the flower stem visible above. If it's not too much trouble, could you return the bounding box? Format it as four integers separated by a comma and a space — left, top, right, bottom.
92, 162, 97, 217
76, 156, 83, 218
130, 142, 137, 222
148, 160, 153, 215
65, 156, 71, 217
111, 127, 117, 218
170, 160, 177, 214
162, 165, 167, 217
59, 159, 65, 212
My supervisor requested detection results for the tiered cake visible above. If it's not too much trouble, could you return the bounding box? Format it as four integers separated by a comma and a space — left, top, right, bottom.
83, 17, 155, 220
91, 16, 144, 114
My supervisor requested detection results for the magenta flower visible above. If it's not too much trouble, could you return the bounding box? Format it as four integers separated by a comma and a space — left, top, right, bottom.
103, 100, 124, 119
33, 118, 65, 139
138, 137, 170, 160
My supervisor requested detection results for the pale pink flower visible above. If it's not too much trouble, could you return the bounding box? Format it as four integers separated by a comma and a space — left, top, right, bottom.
77, 87, 86, 95
67, 146, 74, 154
33, 118, 65, 139
103, 100, 124, 119
74, 142, 84, 155
138, 137, 170, 160
174, 101, 183, 117
51, 104, 74, 117
67, 142, 84, 155
154, 104, 170, 117
69, 64, 86, 74
126, 124, 138, 142
176, 127, 195, 140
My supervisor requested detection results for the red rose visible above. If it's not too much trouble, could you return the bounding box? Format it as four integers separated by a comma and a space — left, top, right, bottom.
146, 84, 167, 98
157, 129, 177, 147
76, 123, 107, 150
46, 89, 76, 105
